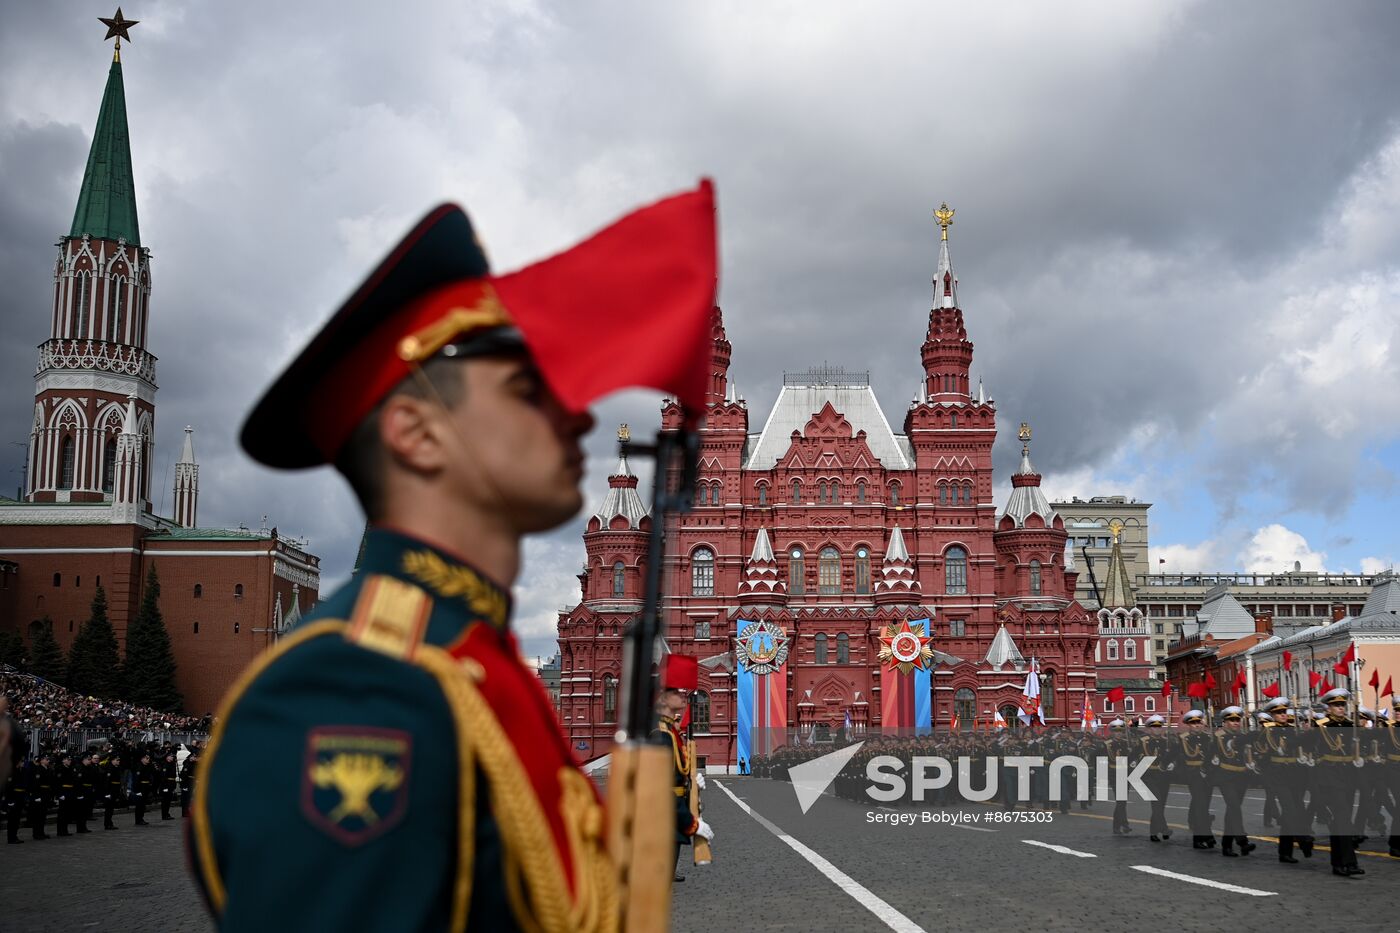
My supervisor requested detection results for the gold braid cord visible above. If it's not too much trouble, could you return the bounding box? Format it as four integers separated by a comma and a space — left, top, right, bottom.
403, 550, 509, 629
415, 646, 619, 933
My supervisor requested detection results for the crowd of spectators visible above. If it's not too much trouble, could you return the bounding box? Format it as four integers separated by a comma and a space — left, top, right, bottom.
1, 670, 211, 735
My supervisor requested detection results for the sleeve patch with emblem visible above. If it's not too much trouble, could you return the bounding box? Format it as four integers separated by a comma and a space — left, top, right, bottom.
301, 727, 413, 846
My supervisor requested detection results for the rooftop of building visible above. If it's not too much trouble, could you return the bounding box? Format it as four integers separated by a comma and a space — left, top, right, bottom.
745, 372, 914, 470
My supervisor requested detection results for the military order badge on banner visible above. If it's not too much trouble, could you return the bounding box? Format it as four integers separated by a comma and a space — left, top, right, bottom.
301, 727, 412, 845
736, 620, 790, 765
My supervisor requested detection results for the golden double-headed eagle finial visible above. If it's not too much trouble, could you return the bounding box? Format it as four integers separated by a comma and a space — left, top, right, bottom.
618, 423, 630, 443
1109, 519, 1124, 544
934, 202, 955, 241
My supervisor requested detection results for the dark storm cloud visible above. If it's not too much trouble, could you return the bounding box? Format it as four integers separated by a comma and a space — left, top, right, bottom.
3, 1, 1399, 654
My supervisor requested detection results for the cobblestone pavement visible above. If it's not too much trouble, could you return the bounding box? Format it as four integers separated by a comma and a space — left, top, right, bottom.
677, 776, 1400, 933
0, 817, 212, 933
4, 781, 1397, 932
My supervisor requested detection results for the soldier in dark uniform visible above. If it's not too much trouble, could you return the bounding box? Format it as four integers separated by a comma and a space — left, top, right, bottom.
1210, 706, 1255, 857
1139, 715, 1172, 841
27, 751, 53, 841
79, 750, 99, 832
1384, 696, 1400, 857
4, 752, 29, 845
1175, 709, 1215, 849
189, 185, 717, 931
1255, 698, 1311, 863
1310, 687, 1364, 877
55, 750, 78, 836
1106, 719, 1132, 834
159, 748, 177, 820
181, 748, 198, 818
101, 752, 124, 830
650, 654, 714, 883
132, 751, 155, 826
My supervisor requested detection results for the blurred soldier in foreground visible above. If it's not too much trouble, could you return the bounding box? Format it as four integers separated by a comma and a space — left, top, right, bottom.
190, 183, 717, 931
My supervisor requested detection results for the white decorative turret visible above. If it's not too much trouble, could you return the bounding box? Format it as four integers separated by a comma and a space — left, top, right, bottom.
737, 527, 787, 606
985, 625, 1025, 670
173, 425, 198, 528
874, 525, 921, 605
997, 423, 1060, 529
592, 443, 649, 530
110, 394, 143, 523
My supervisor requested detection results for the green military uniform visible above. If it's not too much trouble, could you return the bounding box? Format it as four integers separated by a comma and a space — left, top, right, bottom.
191, 529, 616, 931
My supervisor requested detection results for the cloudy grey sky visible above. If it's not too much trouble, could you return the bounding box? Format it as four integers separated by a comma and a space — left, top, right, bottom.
3, 1, 1398, 659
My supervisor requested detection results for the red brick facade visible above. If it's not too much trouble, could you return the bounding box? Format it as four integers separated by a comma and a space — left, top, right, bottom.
558, 222, 1099, 766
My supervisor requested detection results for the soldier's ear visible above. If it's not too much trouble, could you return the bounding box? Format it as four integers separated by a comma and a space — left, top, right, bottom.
379, 394, 451, 474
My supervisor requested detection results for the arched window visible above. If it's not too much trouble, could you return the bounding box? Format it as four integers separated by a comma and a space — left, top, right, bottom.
855, 547, 871, 594
788, 547, 805, 596
814, 633, 828, 664
939, 484, 948, 505
963, 482, 973, 504
1145, 696, 1155, 712
107, 276, 128, 342
818, 547, 841, 594
889, 482, 900, 506
950, 412, 958, 428
59, 436, 75, 489
1106, 639, 1119, 661
234, 621, 241, 634
827, 481, 839, 503
791, 479, 802, 504
955, 688, 976, 731
193, 584, 203, 599
234, 583, 245, 599
710, 484, 720, 505
757, 484, 767, 506
945, 546, 967, 595
72, 272, 91, 337
1124, 639, 1136, 660
602, 675, 618, 721
857, 480, 866, 503
1124, 697, 1135, 713
691, 548, 714, 596
1029, 560, 1042, 596
612, 561, 626, 597
693, 691, 710, 732
818, 480, 828, 502
1042, 676, 1055, 716
836, 632, 850, 664
101, 441, 116, 493
52, 573, 61, 587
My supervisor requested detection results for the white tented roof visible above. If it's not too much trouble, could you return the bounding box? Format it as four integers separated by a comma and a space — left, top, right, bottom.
745, 384, 913, 470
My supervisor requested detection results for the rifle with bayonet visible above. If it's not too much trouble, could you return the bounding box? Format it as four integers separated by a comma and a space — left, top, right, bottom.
606, 423, 700, 932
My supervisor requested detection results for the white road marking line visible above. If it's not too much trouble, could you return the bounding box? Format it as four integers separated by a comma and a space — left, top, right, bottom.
1131, 865, 1277, 896
1022, 839, 1097, 858
878, 806, 896, 812
715, 781, 929, 933
950, 823, 997, 832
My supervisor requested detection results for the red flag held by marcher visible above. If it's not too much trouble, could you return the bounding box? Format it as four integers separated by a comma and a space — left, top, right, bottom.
1309, 671, 1322, 689
1231, 670, 1247, 695
1385, 676, 1395, 698
1320, 676, 1334, 693
1261, 682, 1281, 699
1106, 686, 1126, 704
1340, 643, 1356, 665
1369, 668, 1381, 690
1187, 682, 1207, 699
1282, 650, 1292, 669
1160, 680, 1172, 697
1204, 672, 1217, 690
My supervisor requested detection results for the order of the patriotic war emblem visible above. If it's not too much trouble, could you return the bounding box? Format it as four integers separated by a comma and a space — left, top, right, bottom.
736, 620, 789, 674
302, 727, 412, 845
878, 619, 933, 674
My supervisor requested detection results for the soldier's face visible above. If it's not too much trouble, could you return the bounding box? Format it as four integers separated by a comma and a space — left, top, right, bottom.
443, 355, 595, 533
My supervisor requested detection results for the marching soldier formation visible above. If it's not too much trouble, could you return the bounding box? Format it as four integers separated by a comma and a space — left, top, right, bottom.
753, 687, 1400, 879
2, 739, 202, 844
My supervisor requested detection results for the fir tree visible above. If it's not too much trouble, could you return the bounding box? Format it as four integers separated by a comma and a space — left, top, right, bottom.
0, 629, 27, 669
29, 617, 67, 685
124, 564, 183, 712
67, 584, 123, 698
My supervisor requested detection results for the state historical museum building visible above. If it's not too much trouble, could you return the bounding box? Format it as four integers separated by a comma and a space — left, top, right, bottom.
558, 210, 1103, 768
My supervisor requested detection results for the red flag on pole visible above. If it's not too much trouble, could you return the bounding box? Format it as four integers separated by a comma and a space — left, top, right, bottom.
1308, 671, 1323, 689
1340, 643, 1357, 665
1333, 660, 1350, 677
1106, 686, 1126, 704
1160, 680, 1172, 697
1231, 670, 1247, 695
1320, 676, 1334, 693
1369, 668, 1381, 690
1385, 676, 1395, 698
1204, 672, 1217, 690
1261, 682, 1281, 699
1282, 650, 1292, 669
1187, 682, 1207, 699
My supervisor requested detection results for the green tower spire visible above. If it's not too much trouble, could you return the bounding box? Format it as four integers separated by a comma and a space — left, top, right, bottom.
70, 52, 141, 245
